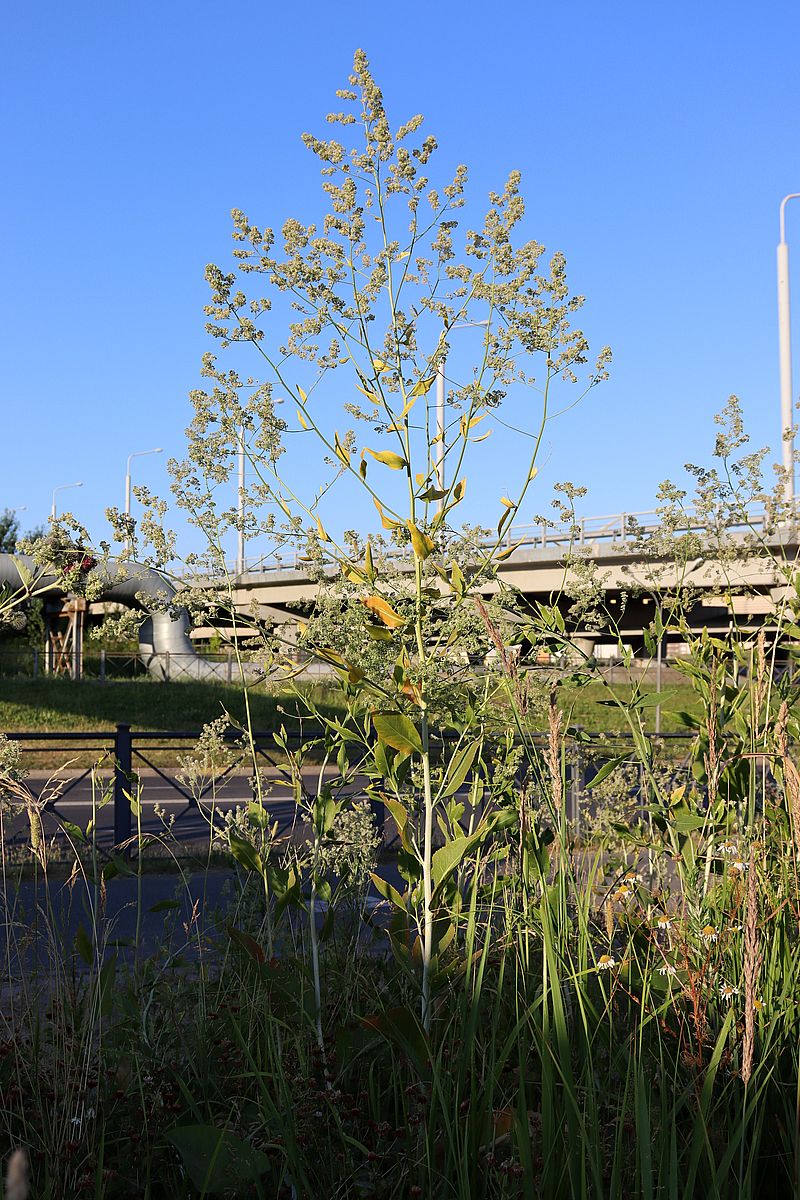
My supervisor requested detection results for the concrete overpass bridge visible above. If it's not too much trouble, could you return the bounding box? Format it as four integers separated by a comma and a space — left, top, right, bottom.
189, 509, 800, 663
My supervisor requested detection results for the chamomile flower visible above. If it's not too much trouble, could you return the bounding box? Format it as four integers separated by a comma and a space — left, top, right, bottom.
700, 924, 718, 942
596, 954, 616, 971
730, 860, 747, 875
612, 885, 632, 902
655, 914, 672, 930
719, 982, 739, 1001
719, 841, 738, 857
658, 963, 677, 977
753, 995, 765, 1013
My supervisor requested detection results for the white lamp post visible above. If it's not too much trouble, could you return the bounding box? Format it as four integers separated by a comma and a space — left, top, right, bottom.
778, 194, 800, 507
51, 482, 83, 519
237, 426, 245, 576
125, 448, 163, 517
435, 320, 490, 513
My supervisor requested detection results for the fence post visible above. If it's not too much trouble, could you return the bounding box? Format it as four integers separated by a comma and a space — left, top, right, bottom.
164, 651, 170, 682
114, 723, 133, 847
100, 649, 106, 683
570, 744, 581, 826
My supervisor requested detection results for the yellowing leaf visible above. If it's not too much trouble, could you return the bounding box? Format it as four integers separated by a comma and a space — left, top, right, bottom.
407, 521, 435, 560
496, 540, 522, 561
497, 505, 515, 537
362, 595, 406, 629
366, 448, 407, 470
452, 478, 466, 503
472, 430, 492, 443
298, 386, 308, 402
364, 539, 375, 582
373, 497, 403, 531
450, 560, 466, 596
402, 680, 423, 707
418, 485, 446, 502
297, 410, 309, 430
315, 516, 330, 542
398, 394, 418, 419
334, 433, 350, 468
460, 413, 486, 437
410, 376, 436, 397
373, 358, 390, 374
500, 496, 515, 509
356, 384, 379, 404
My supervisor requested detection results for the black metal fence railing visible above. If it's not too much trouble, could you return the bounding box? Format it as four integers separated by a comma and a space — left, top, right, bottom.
0, 649, 257, 682
2, 726, 704, 857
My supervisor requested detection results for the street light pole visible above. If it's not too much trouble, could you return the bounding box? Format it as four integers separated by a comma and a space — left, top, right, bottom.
237, 426, 245, 576
778, 194, 800, 507
51, 482, 83, 519
435, 320, 490, 514
124, 448, 163, 559
125, 448, 163, 517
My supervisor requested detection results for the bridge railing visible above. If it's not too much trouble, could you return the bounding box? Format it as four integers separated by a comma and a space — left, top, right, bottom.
202, 505, 782, 577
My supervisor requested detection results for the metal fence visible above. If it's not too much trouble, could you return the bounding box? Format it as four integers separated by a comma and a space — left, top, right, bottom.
0, 649, 262, 682
2, 726, 702, 856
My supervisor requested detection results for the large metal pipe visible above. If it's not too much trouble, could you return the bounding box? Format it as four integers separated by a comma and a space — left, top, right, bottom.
0, 554, 233, 681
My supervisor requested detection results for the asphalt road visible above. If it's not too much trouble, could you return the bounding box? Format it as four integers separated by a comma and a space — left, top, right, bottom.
2, 767, 372, 847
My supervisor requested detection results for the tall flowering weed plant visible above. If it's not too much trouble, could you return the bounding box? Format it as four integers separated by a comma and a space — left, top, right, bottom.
177, 49, 610, 1027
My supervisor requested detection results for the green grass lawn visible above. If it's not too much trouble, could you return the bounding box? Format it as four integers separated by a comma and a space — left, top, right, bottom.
0, 677, 293, 733
559, 681, 699, 734
0, 675, 700, 736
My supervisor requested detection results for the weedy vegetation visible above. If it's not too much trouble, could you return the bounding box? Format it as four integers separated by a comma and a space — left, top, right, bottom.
2, 52, 800, 1199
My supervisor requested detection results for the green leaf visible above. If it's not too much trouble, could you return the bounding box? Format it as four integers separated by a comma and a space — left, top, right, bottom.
62, 819, 87, 845
228, 834, 263, 875
165, 1125, 270, 1195
372, 711, 422, 756
148, 899, 181, 913
314, 793, 337, 836
366, 624, 394, 640
432, 835, 476, 893
384, 796, 415, 854
75, 924, 93, 966
370, 871, 406, 909
670, 809, 707, 834
585, 754, 629, 790
442, 739, 481, 797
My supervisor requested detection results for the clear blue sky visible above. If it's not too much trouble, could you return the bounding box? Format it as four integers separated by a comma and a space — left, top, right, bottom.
3, 1, 800, 557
